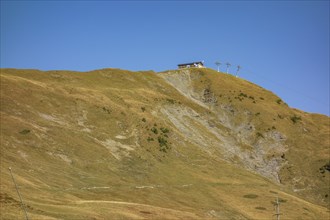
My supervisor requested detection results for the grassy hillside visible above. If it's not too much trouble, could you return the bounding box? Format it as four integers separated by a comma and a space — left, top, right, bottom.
0, 68, 329, 219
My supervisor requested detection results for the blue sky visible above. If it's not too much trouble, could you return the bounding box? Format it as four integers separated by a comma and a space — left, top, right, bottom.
1, 1, 329, 116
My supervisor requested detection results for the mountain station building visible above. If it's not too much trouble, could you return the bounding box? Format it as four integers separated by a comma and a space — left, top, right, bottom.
177, 61, 204, 69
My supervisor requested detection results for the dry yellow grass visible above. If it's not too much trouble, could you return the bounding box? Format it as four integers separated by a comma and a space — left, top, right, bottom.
1, 68, 329, 219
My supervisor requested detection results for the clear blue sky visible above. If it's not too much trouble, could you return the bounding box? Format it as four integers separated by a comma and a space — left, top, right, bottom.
1, 1, 329, 116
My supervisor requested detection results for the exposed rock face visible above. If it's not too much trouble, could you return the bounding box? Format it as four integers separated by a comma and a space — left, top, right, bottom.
159, 70, 288, 183
159, 69, 329, 207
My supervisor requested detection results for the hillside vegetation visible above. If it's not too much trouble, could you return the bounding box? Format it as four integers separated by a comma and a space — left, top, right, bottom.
0, 68, 329, 219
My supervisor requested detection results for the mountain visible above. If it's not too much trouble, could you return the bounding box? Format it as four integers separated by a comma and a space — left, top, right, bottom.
1, 67, 329, 219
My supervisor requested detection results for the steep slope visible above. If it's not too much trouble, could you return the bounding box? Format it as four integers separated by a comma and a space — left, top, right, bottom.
0, 68, 329, 219
159, 68, 330, 206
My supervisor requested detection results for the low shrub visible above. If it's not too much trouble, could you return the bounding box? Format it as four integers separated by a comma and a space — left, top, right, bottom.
151, 127, 158, 134
290, 115, 302, 124
166, 98, 176, 104
158, 136, 169, 152
160, 127, 169, 133
255, 207, 266, 210
239, 92, 248, 98
243, 194, 258, 199
147, 137, 154, 142
19, 129, 30, 135
256, 132, 264, 138
102, 107, 111, 114
271, 198, 287, 204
